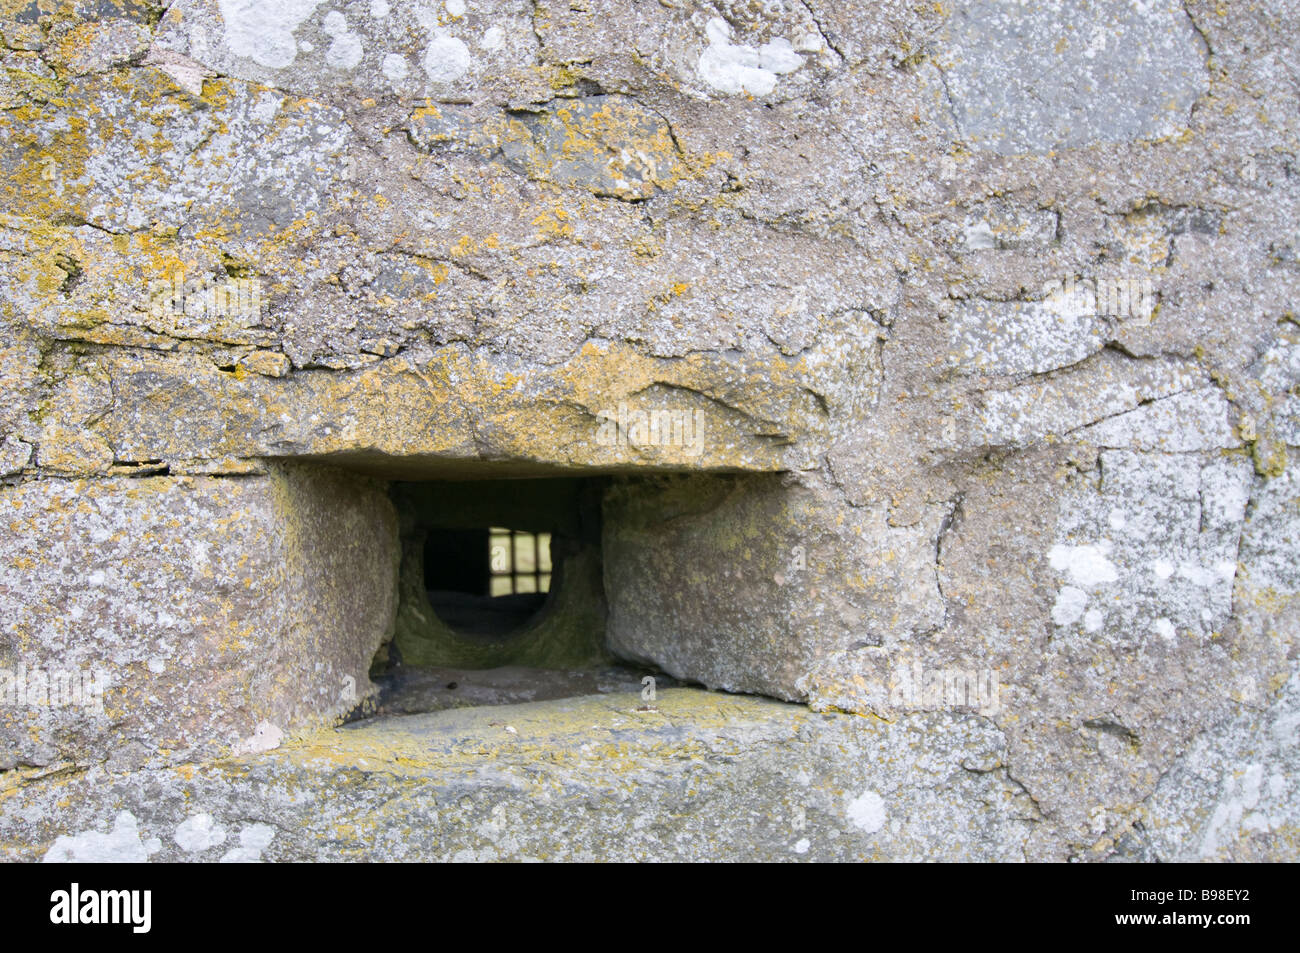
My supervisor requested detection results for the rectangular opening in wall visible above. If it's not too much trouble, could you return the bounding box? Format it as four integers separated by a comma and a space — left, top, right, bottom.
360, 476, 675, 720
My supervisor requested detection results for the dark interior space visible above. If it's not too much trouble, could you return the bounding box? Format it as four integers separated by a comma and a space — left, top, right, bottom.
383, 477, 606, 670
423, 527, 491, 595
422, 525, 551, 638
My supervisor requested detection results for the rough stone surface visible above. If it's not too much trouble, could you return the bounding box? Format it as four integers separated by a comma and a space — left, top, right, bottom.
0, 0, 1297, 861
0, 464, 399, 770
605, 473, 949, 703
1143, 669, 1300, 861
1, 690, 1037, 862
929, 0, 1210, 154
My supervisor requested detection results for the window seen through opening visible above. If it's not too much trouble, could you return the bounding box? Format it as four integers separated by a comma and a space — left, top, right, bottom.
490, 528, 552, 596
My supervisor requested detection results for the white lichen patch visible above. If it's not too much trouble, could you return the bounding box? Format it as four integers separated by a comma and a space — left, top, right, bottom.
697, 18, 804, 96
219, 823, 276, 862
1048, 543, 1119, 587
1051, 585, 1089, 625
381, 52, 409, 81
218, 0, 323, 69
962, 221, 996, 250
424, 33, 472, 82
846, 790, 886, 834
323, 10, 364, 70
175, 813, 228, 852
43, 811, 161, 863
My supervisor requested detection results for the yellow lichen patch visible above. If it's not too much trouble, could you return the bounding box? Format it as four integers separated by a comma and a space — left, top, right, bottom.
502, 96, 686, 202
0, 98, 94, 223
266, 688, 807, 780
629, 234, 662, 258
531, 205, 574, 241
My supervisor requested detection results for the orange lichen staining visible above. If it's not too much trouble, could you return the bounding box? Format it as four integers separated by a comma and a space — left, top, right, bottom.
531, 205, 574, 241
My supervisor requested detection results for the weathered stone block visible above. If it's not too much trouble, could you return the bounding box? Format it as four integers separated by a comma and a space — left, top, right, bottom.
0, 689, 1036, 862
1143, 667, 1300, 861
931, 0, 1209, 153
0, 463, 398, 770
603, 474, 947, 703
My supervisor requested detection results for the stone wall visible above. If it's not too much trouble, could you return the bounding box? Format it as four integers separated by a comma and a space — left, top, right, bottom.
1, 0, 1297, 861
